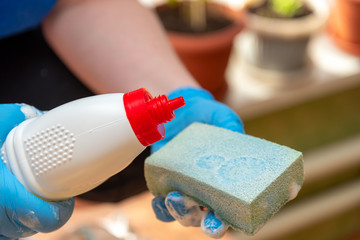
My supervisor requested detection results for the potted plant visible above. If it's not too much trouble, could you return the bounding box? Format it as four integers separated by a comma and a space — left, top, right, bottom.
154, 0, 243, 99
328, 0, 360, 56
242, 0, 327, 72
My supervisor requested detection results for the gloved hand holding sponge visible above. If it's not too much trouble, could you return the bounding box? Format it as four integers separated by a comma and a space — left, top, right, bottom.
147, 88, 304, 238
150, 87, 245, 238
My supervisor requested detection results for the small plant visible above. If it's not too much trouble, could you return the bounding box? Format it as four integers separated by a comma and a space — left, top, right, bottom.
168, 0, 207, 32
158, 0, 233, 33
270, 0, 303, 18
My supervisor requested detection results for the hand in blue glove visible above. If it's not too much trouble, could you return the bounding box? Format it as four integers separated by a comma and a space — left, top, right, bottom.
151, 87, 244, 238
0, 104, 74, 240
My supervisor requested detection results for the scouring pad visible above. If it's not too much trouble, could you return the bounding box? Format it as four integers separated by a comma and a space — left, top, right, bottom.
145, 123, 304, 234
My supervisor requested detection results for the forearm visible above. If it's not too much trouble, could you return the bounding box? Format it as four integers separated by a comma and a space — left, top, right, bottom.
42, 0, 199, 95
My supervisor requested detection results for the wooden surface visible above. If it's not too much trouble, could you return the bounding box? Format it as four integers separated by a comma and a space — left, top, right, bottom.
34, 192, 236, 240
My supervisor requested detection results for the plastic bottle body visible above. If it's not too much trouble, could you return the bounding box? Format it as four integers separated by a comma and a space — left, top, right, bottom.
1, 94, 145, 200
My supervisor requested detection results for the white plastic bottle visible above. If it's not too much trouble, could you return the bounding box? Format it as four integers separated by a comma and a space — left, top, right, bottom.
1, 88, 185, 200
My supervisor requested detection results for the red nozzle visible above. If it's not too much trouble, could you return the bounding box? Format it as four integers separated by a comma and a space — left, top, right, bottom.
169, 97, 186, 112
124, 88, 185, 146
147, 95, 185, 124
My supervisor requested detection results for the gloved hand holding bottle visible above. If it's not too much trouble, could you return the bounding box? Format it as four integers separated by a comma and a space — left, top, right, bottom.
0, 88, 184, 239
0, 104, 74, 240
151, 87, 245, 239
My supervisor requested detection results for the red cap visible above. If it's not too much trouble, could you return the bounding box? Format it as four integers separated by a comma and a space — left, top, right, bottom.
124, 88, 185, 146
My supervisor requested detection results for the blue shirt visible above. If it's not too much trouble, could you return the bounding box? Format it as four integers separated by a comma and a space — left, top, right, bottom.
0, 0, 57, 39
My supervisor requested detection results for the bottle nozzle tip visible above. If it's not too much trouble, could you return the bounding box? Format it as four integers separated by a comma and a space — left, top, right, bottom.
168, 96, 185, 112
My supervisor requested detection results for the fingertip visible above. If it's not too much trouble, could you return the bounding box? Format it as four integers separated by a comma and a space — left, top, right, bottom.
212, 104, 245, 135
165, 191, 203, 227
165, 191, 188, 217
43, 198, 75, 232
50, 198, 75, 230
166, 191, 184, 199
151, 197, 175, 222
201, 211, 228, 239
223, 120, 245, 134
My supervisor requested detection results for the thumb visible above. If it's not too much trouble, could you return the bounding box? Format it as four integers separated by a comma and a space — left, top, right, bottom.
2, 164, 74, 233
12, 188, 74, 233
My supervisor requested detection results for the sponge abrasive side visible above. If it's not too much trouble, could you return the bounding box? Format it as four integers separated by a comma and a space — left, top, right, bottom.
144, 123, 304, 234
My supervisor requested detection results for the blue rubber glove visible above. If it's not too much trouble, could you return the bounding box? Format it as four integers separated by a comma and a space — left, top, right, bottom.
151, 87, 244, 238
0, 104, 74, 240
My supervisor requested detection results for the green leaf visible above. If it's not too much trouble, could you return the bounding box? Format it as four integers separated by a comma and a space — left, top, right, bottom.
270, 0, 303, 18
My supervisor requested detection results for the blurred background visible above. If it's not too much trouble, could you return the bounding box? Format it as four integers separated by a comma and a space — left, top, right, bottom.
1, 0, 359, 240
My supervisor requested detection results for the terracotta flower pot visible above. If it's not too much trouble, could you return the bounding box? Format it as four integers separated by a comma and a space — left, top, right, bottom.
156, 3, 243, 99
329, 0, 360, 56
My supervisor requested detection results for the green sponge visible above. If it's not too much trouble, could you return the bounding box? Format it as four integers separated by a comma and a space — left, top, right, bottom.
145, 123, 304, 234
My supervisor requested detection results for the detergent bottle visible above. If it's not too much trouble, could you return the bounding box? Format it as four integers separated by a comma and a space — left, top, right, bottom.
1, 88, 184, 200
